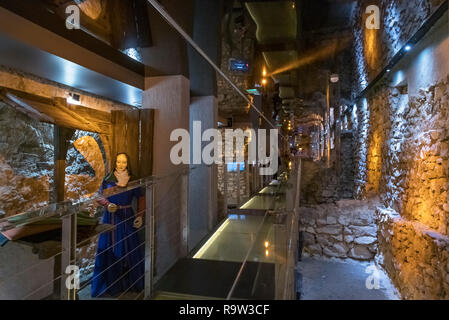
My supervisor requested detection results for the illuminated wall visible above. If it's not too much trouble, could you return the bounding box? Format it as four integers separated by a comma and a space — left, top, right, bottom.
352, 0, 445, 97
352, 4, 449, 299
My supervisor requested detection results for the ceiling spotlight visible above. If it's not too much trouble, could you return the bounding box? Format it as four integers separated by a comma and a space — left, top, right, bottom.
386, 69, 391, 73
330, 74, 339, 83
67, 93, 81, 105
405, 45, 412, 51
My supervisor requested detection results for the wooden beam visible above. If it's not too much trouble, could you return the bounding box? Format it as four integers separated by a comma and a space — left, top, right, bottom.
0, 89, 54, 123
53, 97, 107, 134
53, 125, 75, 202
111, 110, 140, 177
0, 86, 112, 135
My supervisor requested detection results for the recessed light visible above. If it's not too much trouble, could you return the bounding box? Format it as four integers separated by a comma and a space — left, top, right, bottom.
405, 45, 412, 51
67, 93, 81, 105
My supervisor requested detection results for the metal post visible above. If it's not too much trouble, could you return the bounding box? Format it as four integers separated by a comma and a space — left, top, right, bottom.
245, 161, 250, 199
252, 164, 256, 195
237, 162, 241, 206
294, 158, 302, 212
257, 163, 261, 191
61, 205, 76, 300
223, 164, 228, 216
144, 183, 155, 300
180, 172, 189, 255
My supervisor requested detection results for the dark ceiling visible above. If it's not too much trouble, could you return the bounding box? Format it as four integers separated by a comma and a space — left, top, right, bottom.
244, 0, 355, 100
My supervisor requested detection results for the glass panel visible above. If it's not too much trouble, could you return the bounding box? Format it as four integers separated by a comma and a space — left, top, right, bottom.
227, 170, 298, 300
193, 214, 275, 264
239, 195, 285, 210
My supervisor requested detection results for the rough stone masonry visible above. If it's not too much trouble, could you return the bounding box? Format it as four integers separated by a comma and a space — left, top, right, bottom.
300, 198, 379, 261
351, 0, 449, 299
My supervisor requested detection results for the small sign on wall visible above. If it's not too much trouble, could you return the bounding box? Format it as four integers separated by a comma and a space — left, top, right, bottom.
229, 59, 250, 72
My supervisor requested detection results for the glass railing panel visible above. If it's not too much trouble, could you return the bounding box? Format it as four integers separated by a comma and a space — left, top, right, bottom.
193, 214, 276, 264
226, 171, 298, 300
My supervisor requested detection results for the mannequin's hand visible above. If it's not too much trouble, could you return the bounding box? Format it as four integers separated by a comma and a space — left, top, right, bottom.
108, 203, 118, 213
133, 216, 143, 229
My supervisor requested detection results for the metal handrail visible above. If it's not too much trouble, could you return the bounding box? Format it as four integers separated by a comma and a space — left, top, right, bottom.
0, 166, 197, 232
282, 157, 301, 299
0, 165, 195, 300
223, 163, 300, 300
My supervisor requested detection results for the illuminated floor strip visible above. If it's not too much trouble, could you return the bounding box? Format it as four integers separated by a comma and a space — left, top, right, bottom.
193, 219, 230, 259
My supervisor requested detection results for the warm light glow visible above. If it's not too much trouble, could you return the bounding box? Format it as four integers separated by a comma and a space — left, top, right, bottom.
288, 161, 292, 169
265, 249, 269, 257
193, 220, 230, 258
330, 74, 339, 83
67, 96, 81, 106
264, 241, 269, 248
262, 78, 267, 85
262, 67, 267, 77
268, 37, 351, 77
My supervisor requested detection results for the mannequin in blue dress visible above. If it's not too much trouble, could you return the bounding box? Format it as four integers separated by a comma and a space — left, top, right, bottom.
91, 153, 145, 297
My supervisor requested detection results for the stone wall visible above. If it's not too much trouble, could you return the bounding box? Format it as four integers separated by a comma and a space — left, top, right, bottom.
352, 0, 444, 97
377, 206, 449, 299
300, 132, 355, 204
217, 164, 249, 206
352, 79, 449, 298
217, 10, 256, 117
217, 36, 255, 117
300, 199, 379, 261
0, 101, 53, 217
351, 0, 449, 299
217, 128, 250, 206
354, 78, 449, 233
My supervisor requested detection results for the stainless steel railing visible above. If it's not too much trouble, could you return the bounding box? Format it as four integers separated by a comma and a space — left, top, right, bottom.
0, 166, 193, 300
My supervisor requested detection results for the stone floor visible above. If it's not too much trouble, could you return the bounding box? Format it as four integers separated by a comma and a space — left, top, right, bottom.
297, 255, 400, 300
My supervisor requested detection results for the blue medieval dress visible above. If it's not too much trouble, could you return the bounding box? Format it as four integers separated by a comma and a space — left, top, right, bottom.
91, 174, 145, 297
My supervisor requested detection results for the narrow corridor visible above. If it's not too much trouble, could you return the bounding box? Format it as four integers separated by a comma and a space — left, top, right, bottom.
1, 0, 449, 304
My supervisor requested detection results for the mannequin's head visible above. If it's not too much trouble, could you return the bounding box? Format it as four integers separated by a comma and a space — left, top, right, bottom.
113, 153, 132, 176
